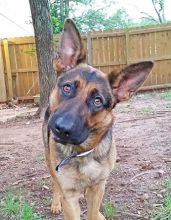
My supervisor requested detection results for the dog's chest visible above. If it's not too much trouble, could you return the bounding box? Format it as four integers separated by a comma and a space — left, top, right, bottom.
56, 157, 110, 190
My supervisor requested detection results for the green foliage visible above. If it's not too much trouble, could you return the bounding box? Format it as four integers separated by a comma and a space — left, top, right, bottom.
49, 0, 134, 33
73, 9, 107, 32
49, 0, 170, 33
103, 200, 118, 218
74, 8, 134, 32
51, 15, 64, 33
139, 18, 159, 26
0, 192, 20, 217
150, 178, 171, 220
162, 178, 171, 190
151, 195, 171, 220
0, 192, 43, 220
160, 90, 171, 100
104, 9, 134, 29
49, 0, 95, 33
20, 202, 42, 220
50, 1, 67, 33
141, 106, 154, 113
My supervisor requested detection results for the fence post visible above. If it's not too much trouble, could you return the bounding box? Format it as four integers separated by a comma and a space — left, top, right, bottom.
0, 40, 7, 102
125, 30, 130, 65
87, 32, 92, 65
3, 39, 13, 99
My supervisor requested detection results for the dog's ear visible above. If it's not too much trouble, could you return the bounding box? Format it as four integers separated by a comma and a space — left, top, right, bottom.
108, 61, 153, 103
53, 19, 86, 74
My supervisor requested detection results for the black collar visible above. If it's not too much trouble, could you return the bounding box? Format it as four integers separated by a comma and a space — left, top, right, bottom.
56, 149, 94, 172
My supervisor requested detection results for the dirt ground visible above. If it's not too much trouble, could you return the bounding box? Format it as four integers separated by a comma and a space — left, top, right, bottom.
0, 91, 171, 220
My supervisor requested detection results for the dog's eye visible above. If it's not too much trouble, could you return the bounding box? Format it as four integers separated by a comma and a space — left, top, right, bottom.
63, 84, 71, 93
94, 97, 103, 107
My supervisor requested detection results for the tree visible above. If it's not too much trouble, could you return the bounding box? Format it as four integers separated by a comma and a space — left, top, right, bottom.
73, 8, 133, 32
141, 0, 166, 24
104, 9, 133, 29
73, 9, 107, 32
29, 0, 56, 117
50, 0, 69, 33
50, 0, 94, 33
50, 0, 133, 33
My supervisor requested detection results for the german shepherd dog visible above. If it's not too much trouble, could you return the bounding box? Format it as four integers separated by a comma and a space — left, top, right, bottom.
43, 19, 153, 220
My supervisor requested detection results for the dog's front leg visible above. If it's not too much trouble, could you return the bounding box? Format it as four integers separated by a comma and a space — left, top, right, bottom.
51, 179, 62, 214
85, 180, 106, 220
61, 190, 80, 220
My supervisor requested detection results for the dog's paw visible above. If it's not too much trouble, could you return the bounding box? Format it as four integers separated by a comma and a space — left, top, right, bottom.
51, 201, 62, 214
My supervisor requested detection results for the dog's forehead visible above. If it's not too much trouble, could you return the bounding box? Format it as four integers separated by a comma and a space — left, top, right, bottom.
58, 65, 109, 86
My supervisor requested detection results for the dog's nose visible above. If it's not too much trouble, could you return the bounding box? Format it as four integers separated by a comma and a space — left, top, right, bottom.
55, 117, 74, 138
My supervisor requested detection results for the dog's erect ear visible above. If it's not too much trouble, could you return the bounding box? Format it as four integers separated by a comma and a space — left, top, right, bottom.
53, 19, 86, 74
108, 61, 153, 103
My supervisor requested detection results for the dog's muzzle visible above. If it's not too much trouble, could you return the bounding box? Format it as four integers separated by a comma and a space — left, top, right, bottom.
48, 111, 89, 145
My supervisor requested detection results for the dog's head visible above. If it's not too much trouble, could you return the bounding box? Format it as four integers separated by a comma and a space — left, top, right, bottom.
48, 19, 153, 146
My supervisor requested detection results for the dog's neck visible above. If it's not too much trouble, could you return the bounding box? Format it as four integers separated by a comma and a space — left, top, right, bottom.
56, 148, 94, 172
56, 127, 112, 160
55, 127, 113, 171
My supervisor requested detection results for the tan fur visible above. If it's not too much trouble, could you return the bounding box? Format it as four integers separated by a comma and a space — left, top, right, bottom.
45, 123, 116, 220
43, 68, 153, 220
43, 19, 153, 220
43, 70, 116, 219
43, 61, 153, 220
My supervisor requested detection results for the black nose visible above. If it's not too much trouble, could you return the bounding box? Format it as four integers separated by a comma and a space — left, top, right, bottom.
55, 117, 74, 138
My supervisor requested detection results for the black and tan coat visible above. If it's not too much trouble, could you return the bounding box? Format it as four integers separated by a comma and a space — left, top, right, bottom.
42, 19, 153, 220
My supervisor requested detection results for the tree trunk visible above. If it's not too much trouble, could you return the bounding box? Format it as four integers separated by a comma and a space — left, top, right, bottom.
29, 0, 56, 118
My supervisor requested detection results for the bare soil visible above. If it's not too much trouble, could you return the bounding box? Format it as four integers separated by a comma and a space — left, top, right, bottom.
0, 92, 171, 220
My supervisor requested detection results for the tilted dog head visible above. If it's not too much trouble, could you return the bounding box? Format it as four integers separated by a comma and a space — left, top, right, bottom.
48, 19, 153, 146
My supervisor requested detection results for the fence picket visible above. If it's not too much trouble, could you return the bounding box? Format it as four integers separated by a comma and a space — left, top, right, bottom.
1, 24, 171, 102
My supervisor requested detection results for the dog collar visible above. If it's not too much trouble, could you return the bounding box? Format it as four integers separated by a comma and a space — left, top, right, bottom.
56, 149, 94, 172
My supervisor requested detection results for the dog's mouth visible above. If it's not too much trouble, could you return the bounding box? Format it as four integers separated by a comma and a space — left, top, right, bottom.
52, 131, 89, 145
48, 110, 90, 145
53, 131, 88, 145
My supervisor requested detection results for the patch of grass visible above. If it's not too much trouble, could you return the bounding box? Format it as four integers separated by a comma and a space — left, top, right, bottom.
103, 200, 118, 219
20, 202, 42, 220
0, 192, 43, 220
120, 108, 130, 113
0, 192, 20, 218
150, 178, 171, 220
141, 106, 153, 113
162, 178, 171, 190
160, 90, 171, 100
119, 105, 132, 113
151, 195, 171, 220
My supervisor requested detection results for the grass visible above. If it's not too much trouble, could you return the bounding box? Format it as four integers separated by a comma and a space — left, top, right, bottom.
103, 200, 118, 219
150, 178, 171, 220
0, 192, 43, 220
162, 178, 171, 190
119, 104, 132, 113
151, 195, 171, 220
141, 106, 153, 113
160, 90, 171, 100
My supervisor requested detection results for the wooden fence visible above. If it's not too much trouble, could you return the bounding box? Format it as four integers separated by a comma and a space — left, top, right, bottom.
1, 24, 171, 102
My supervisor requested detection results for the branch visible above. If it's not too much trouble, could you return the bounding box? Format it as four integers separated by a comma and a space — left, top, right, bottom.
140, 12, 159, 23
152, 0, 163, 23
159, 0, 166, 22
